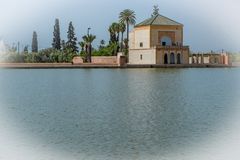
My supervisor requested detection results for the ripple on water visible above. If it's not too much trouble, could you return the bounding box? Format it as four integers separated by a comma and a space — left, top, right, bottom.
0, 68, 240, 159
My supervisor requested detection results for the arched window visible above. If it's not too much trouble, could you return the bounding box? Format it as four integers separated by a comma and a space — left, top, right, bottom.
177, 53, 181, 64
170, 53, 175, 64
161, 36, 172, 46
164, 54, 168, 64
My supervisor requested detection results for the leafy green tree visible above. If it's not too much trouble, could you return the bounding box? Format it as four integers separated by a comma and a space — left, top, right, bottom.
52, 18, 61, 50
82, 34, 96, 63
66, 21, 78, 53
9, 44, 17, 53
79, 41, 85, 53
49, 52, 59, 62
123, 38, 129, 55
99, 40, 105, 49
113, 22, 120, 43
108, 22, 121, 44
119, 9, 136, 51
64, 47, 77, 62
108, 24, 117, 44
109, 42, 119, 56
32, 31, 38, 52
61, 40, 66, 51
23, 45, 28, 53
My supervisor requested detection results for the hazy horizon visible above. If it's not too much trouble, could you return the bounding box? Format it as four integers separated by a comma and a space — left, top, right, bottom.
0, 0, 240, 52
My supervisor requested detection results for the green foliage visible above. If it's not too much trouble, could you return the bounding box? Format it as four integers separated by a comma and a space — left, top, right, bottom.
66, 21, 78, 53
52, 18, 61, 50
229, 53, 240, 62
79, 41, 85, 52
82, 34, 96, 62
108, 22, 121, 44
64, 47, 77, 62
92, 43, 120, 56
99, 40, 105, 49
2, 47, 76, 63
23, 45, 28, 53
119, 22, 126, 52
92, 47, 112, 56
109, 42, 118, 56
119, 9, 136, 53
3, 52, 25, 63
32, 31, 38, 52
119, 9, 136, 26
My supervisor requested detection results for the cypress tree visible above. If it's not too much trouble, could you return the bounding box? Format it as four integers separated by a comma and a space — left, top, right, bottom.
52, 18, 61, 50
66, 21, 78, 53
61, 40, 66, 51
32, 31, 38, 52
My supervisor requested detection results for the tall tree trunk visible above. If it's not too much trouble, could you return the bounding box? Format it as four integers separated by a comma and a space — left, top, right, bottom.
117, 32, 120, 53
89, 44, 92, 63
126, 21, 129, 48
85, 44, 88, 63
121, 32, 124, 52
117, 32, 120, 43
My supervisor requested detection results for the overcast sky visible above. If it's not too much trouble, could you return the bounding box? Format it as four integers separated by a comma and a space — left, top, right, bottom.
0, 0, 240, 52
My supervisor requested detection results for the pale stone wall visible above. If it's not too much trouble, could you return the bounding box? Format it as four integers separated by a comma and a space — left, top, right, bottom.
129, 49, 156, 64
73, 56, 83, 64
129, 31, 135, 49
72, 56, 117, 64
131, 25, 183, 49
134, 29, 150, 49
190, 54, 230, 65
91, 56, 117, 64
224, 55, 229, 65
182, 50, 189, 64
117, 52, 126, 66
189, 57, 192, 64
203, 56, 210, 64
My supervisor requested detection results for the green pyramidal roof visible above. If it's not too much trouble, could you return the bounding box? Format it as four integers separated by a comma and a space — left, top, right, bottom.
135, 14, 183, 27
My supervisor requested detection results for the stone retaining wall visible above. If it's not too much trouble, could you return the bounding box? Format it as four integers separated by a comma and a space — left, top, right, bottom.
92, 56, 117, 64
73, 56, 117, 64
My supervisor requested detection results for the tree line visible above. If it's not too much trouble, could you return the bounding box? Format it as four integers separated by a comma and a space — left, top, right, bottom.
2, 9, 137, 63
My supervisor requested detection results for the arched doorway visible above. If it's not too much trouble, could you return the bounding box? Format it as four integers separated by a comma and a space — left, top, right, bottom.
164, 54, 168, 64
177, 53, 181, 64
170, 53, 175, 64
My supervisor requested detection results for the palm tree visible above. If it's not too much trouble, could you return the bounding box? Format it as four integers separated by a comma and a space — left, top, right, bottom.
119, 22, 126, 52
108, 22, 120, 44
119, 9, 136, 50
78, 41, 85, 53
109, 42, 119, 56
108, 25, 116, 44
82, 34, 96, 63
112, 22, 120, 43
99, 40, 105, 49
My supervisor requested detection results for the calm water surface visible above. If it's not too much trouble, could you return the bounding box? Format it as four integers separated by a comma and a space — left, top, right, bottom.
0, 68, 240, 160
